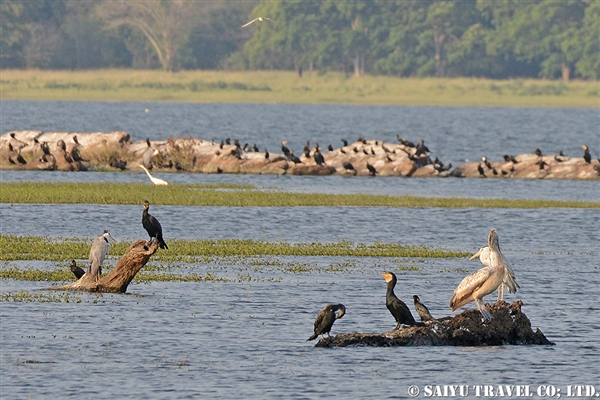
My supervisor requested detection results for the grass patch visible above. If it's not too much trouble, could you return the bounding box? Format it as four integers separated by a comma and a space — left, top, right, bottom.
1, 69, 597, 108
1, 182, 598, 208
0, 235, 468, 261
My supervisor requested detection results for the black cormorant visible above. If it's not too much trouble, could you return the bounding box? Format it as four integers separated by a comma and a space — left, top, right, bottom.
366, 162, 377, 176
381, 272, 423, 329
313, 149, 325, 165
70, 260, 85, 279
281, 141, 290, 157
264, 149, 270, 159
287, 150, 302, 164
142, 200, 168, 249
415, 139, 430, 156
363, 148, 369, 155
341, 139, 348, 147
225, 138, 231, 145
538, 160, 548, 170
535, 147, 543, 157
253, 143, 259, 152
307, 304, 346, 341
328, 144, 334, 152
342, 161, 355, 171
482, 156, 492, 169
477, 164, 486, 177
583, 145, 591, 164
413, 295, 435, 322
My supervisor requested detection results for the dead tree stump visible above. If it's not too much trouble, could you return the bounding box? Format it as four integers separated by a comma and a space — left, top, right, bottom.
315, 301, 554, 347
51, 240, 159, 293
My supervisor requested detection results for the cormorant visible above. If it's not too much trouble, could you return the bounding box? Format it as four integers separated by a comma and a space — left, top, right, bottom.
370, 148, 375, 155
535, 147, 542, 157
342, 161, 354, 171
415, 139, 430, 156
287, 150, 302, 164
382, 144, 391, 153
537, 160, 548, 170
353, 147, 359, 153
503, 154, 518, 163
307, 304, 346, 341
341, 139, 348, 147
220, 141, 224, 149
303, 141, 310, 154
413, 295, 435, 322
142, 200, 168, 249
225, 138, 231, 145
340, 148, 346, 154
253, 144, 259, 152
313, 148, 325, 166
281, 141, 290, 157
70, 260, 85, 279
328, 144, 334, 152
583, 145, 591, 164
362, 148, 369, 155
381, 272, 423, 329
477, 164, 486, 177
264, 149, 270, 159
482, 156, 492, 169
366, 162, 377, 176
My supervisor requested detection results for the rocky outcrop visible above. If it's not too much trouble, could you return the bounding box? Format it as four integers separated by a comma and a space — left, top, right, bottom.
315, 301, 554, 347
2, 130, 598, 179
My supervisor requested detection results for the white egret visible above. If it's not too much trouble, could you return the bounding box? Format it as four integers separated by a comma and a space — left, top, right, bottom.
139, 164, 168, 186
241, 17, 274, 28
469, 246, 519, 301
449, 229, 506, 320
88, 230, 116, 281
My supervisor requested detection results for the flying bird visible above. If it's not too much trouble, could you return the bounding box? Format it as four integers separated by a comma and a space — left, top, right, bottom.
307, 304, 346, 341
241, 17, 274, 28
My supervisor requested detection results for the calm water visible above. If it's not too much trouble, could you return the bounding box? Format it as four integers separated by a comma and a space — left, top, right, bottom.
1, 102, 600, 399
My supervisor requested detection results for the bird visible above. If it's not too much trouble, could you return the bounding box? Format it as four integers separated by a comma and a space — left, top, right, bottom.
341, 139, 348, 147
313, 148, 325, 166
264, 149, 270, 159
342, 161, 355, 171
307, 304, 346, 341
139, 164, 168, 185
449, 229, 507, 320
469, 246, 519, 302
413, 295, 435, 322
477, 164, 486, 177
142, 200, 168, 249
381, 272, 423, 329
87, 230, 116, 281
70, 260, 85, 279
482, 156, 492, 169
287, 150, 302, 164
281, 141, 290, 157
415, 139, 430, 156
535, 147, 543, 157
241, 16, 274, 28
366, 162, 377, 176
253, 143, 259, 152
328, 144, 334, 152
582, 145, 591, 164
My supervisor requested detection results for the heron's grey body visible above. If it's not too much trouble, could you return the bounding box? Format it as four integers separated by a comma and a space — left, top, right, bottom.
88, 230, 115, 281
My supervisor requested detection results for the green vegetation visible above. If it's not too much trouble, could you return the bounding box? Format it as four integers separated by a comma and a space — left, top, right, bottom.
2, 182, 598, 209
2, 70, 597, 107
0, 235, 468, 261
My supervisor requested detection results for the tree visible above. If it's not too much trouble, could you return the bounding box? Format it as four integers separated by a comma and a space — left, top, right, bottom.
97, 0, 199, 71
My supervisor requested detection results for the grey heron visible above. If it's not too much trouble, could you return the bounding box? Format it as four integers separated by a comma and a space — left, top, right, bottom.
449, 229, 506, 320
88, 230, 116, 281
307, 304, 345, 341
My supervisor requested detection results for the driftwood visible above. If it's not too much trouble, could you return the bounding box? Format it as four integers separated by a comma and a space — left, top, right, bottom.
51, 240, 159, 293
315, 301, 553, 347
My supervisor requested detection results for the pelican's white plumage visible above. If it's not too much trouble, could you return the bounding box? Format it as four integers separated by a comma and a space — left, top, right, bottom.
88, 230, 116, 281
469, 245, 519, 301
139, 164, 168, 185
241, 17, 274, 28
450, 229, 506, 320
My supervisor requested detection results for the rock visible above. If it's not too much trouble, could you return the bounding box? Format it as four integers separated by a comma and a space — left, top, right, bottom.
315, 301, 554, 347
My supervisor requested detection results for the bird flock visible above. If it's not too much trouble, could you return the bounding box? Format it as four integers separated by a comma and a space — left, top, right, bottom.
308, 228, 519, 341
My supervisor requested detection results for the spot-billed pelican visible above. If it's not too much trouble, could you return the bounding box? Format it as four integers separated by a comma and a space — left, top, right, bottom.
241, 17, 274, 28
139, 164, 168, 185
449, 229, 506, 320
469, 245, 519, 302
382, 272, 423, 329
306, 304, 345, 341
88, 230, 116, 281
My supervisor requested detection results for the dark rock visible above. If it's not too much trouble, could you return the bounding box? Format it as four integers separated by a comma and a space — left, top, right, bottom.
315, 301, 553, 347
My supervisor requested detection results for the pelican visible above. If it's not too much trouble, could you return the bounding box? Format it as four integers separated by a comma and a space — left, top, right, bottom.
88, 230, 116, 281
241, 17, 274, 28
469, 246, 519, 302
139, 164, 168, 185
449, 229, 507, 320
307, 304, 345, 341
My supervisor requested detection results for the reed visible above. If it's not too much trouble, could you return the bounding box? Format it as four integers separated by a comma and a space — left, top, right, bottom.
1, 182, 598, 208
2, 69, 597, 108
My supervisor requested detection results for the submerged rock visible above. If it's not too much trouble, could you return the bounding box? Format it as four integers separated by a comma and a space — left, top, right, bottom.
315, 301, 554, 347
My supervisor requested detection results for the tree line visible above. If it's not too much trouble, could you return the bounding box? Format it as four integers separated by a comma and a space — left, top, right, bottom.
1, 0, 598, 80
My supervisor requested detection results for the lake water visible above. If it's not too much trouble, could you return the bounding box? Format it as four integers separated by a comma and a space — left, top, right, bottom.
1, 101, 599, 399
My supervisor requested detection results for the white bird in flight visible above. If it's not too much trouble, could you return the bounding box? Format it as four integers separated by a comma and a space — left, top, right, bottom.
449, 229, 509, 320
139, 164, 169, 186
241, 17, 274, 28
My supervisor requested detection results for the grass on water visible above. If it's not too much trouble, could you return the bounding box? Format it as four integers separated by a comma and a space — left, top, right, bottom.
1, 182, 598, 208
0, 235, 468, 261
2, 69, 598, 108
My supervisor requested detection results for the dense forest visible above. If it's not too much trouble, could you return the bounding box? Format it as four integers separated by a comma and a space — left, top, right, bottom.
1, 0, 598, 80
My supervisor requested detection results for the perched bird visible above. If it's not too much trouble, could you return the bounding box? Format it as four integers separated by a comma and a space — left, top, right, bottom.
381, 272, 423, 329
142, 200, 168, 249
482, 156, 492, 169
582, 145, 591, 164
328, 144, 334, 152
415, 139, 430, 156
469, 246, 519, 302
281, 141, 290, 157
87, 230, 116, 281
139, 164, 168, 185
241, 16, 274, 28
477, 164, 486, 177
413, 295, 435, 322
313, 148, 325, 166
342, 161, 355, 171
264, 149, 270, 159
70, 260, 85, 279
537, 160, 548, 170
535, 147, 543, 157
253, 143, 259, 152
449, 229, 508, 320
341, 139, 348, 147
366, 162, 377, 176
287, 150, 302, 164
306, 304, 346, 341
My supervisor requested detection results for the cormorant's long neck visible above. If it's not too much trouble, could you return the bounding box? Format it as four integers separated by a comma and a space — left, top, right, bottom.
386, 281, 396, 299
